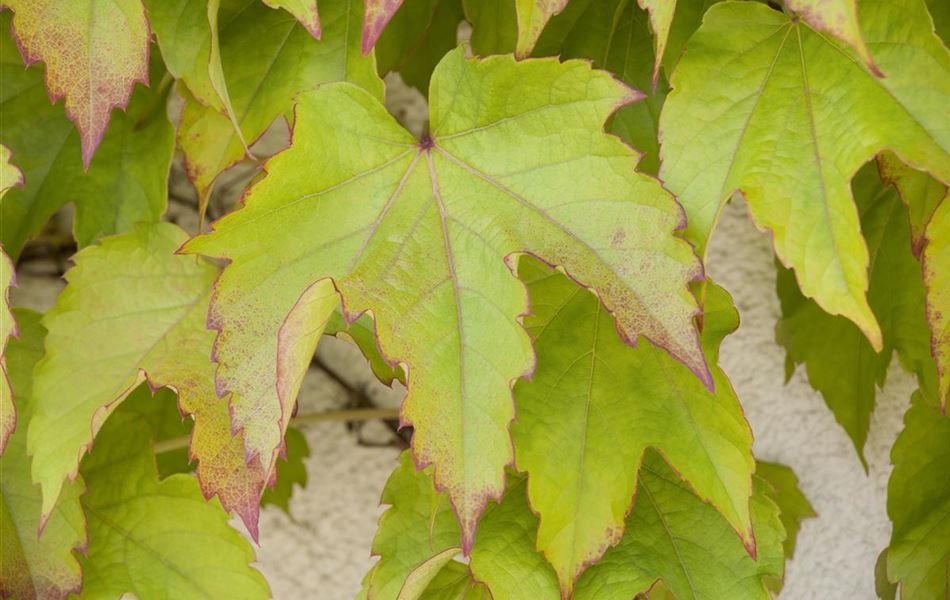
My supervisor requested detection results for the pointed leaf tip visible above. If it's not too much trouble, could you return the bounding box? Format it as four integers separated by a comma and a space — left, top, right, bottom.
363, 0, 406, 55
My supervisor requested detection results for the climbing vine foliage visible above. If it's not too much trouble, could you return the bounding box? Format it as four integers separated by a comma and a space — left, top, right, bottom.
0, 0, 947, 598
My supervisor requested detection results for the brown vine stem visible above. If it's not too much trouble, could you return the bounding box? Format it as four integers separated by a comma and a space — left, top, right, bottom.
151, 407, 400, 454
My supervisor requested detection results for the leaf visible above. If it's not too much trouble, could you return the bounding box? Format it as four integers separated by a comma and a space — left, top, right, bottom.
416, 561, 490, 600
263, 0, 322, 38
261, 426, 310, 513
26, 223, 328, 539
515, 0, 570, 57
182, 48, 708, 547
885, 392, 950, 599
325, 312, 404, 385
572, 452, 786, 600
784, 0, 879, 74
554, 0, 668, 174
877, 152, 947, 256
660, 0, 950, 350
364, 0, 406, 54
923, 198, 950, 407
375, 0, 464, 93
0, 144, 23, 197
2, 0, 150, 167
0, 249, 15, 453
0, 24, 174, 257
362, 452, 462, 600
512, 260, 755, 594
636, 0, 675, 85
776, 164, 937, 460
77, 396, 270, 599
0, 309, 86, 600
463, 0, 516, 56
755, 461, 815, 560
468, 473, 561, 600
177, 0, 382, 203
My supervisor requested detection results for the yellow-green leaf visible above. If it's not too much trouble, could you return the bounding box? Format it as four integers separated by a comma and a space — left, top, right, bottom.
183, 48, 708, 547
660, 0, 950, 351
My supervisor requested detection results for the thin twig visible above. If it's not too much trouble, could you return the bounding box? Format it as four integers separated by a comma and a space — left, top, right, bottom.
152, 407, 400, 454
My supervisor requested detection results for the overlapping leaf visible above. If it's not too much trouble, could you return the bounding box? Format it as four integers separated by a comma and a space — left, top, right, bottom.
261, 427, 311, 513
375, 0, 464, 93
755, 461, 815, 561
776, 164, 937, 460
784, 0, 878, 73
77, 396, 270, 599
0, 22, 174, 257
177, 0, 382, 203
884, 392, 950, 598
513, 260, 754, 594
877, 152, 947, 256
264, 0, 322, 37
0, 248, 15, 453
183, 47, 708, 546
923, 199, 950, 408
1, 0, 150, 167
364, 0, 406, 54
514, 0, 569, 57
0, 310, 86, 600
26, 223, 332, 538
368, 451, 787, 600
660, 0, 950, 350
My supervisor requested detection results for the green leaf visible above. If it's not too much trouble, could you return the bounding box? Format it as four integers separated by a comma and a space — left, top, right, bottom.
0, 144, 23, 197
1, 309, 86, 600
468, 473, 561, 600
177, 0, 383, 202
660, 0, 950, 350
0, 248, 15, 453
784, 0, 879, 74
463, 0, 516, 55
2, 0, 150, 167
26, 223, 327, 539
923, 197, 950, 407
77, 395, 270, 599
416, 561, 490, 600
362, 452, 462, 600
325, 312, 404, 385
375, 0, 464, 93
261, 426, 310, 514
885, 392, 950, 599
183, 48, 708, 546
514, 0, 570, 57
877, 152, 947, 256
776, 164, 937, 460
553, 0, 668, 174
512, 260, 754, 594
755, 461, 815, 560
263, 0, 322, 37
0, 25, 174, 257
636, 0, 675, 84
572, 452, 786, 600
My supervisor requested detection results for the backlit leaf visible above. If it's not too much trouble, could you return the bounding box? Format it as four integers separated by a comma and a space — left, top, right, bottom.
0, 24, 174, 257
776, 164, 937, 460
183, 48, 708, 547
885, 392, 950, 599
77, 397, 270, 599
2, 0, 150, 167
660, 0, 950, 350
513, 260, 754, 594
0, 309, 86, 600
